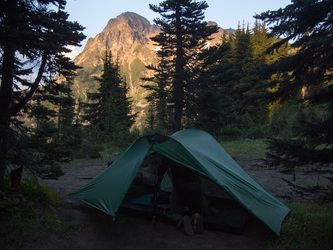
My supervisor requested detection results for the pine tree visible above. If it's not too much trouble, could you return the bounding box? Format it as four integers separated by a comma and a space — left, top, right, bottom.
229, 24, 254, 114
18, 78, 80, 179
144, 105, 157, 133
52, 80, 83, 151
192, 41, 239, 138
0, 0, 85, 187
232, 23, 253, 75
227, 24, 262, 136
84, 51, 135, 142
28, 97, 66, 179
141, 36, 173, 134
227, 21, 290, 138
148, 0, 219, 132
252, 20, 270, 67
57, 82, 77, 147
257, 0, 333, 201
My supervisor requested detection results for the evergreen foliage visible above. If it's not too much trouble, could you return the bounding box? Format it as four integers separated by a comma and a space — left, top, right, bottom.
141, 34, 173, 134
0, 0, 85, 187
84, 51, 136, 143
192, 41, 240, 138
147, 0, 219, 132
9, 78, 82, 180
33, 79, 83, 155
191, 20, 285, 139
257, 0, 333, 201
144, 5, 291, 139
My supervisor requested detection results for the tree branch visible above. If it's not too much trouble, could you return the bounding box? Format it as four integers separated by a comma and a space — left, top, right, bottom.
10, 52, 48, 116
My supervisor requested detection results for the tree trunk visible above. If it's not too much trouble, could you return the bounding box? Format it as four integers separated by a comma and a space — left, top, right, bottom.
0, 46, 15, 188
11, 166, 23, 190
172, 1, 184, 133
0, 126, 9, 188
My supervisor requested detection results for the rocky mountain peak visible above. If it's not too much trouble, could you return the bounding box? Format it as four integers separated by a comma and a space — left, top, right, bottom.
104, 12, 155, 36
74, 12, 160, 68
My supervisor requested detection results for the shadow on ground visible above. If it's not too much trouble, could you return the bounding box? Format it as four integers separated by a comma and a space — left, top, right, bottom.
25, 197, 275, 250
24, 164, 293, 249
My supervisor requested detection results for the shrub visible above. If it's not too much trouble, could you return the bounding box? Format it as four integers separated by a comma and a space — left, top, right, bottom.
0, 180, 73, 249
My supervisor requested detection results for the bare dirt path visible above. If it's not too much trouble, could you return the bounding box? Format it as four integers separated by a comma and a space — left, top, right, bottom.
23, 162, 322, 250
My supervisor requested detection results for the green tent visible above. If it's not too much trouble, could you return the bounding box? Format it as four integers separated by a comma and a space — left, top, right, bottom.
70, 129, 289, 235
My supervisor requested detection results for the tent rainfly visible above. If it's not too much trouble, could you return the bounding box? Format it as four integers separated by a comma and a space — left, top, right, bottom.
70, 129, 290, 235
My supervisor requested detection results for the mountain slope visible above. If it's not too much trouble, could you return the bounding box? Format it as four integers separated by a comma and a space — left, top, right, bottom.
73, 12, 225, 130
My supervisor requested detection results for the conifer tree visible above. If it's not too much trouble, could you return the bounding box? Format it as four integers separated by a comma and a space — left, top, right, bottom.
28, 97, 66, 179
193, 42, 239, 137
229, 24, 253, 112
233, 23, 253, 75
252, 20, 270, 67
19, 78, 79, 179
142, 35, 173, 134
257, 0, 333, 201
57, 82, 77, 146
52, 80, 82, 150
84, 51, 135, 142
227, 21, 289, 138
148, 0, 218, 132
228, 24, 262, 136
0, 0, 85, 187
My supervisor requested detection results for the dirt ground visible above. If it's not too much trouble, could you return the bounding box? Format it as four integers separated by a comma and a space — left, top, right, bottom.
23, 159, 327, 250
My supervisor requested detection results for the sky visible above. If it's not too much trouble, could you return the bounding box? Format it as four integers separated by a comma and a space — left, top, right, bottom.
64, 0, 292, 57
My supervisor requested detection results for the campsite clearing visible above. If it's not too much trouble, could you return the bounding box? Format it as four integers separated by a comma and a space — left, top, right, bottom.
24, 153, 327, 249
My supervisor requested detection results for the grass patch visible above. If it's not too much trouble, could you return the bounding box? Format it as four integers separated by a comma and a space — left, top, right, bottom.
221, 139, 267, 157
264, 202, 333, 249
67, 141, 127, 169
221, 139, 267, 167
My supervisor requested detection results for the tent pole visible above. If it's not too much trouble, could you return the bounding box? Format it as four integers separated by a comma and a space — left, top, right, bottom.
151, 153, 159, 225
